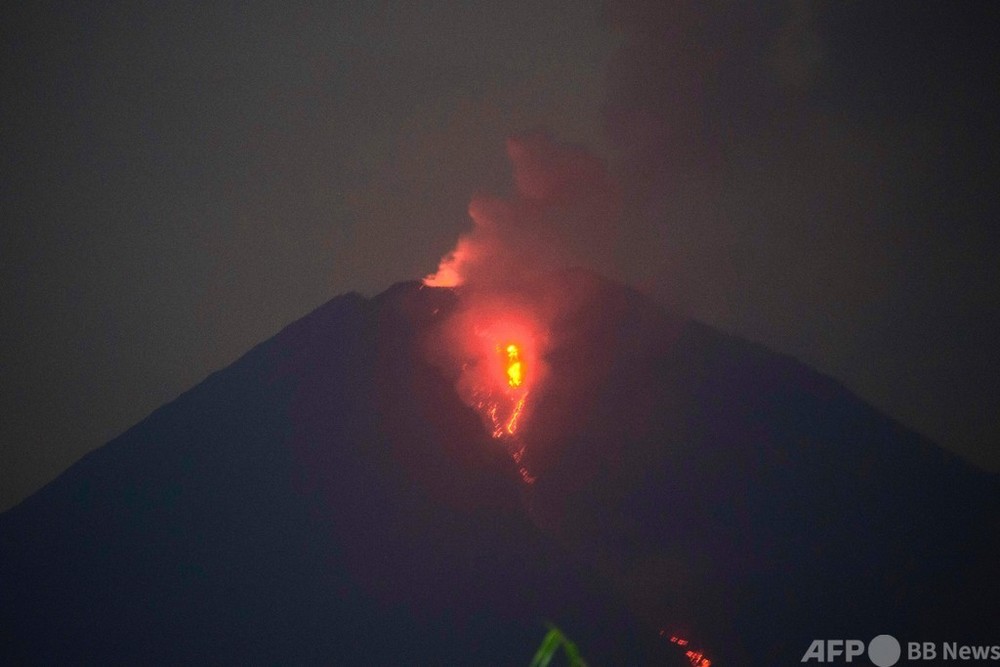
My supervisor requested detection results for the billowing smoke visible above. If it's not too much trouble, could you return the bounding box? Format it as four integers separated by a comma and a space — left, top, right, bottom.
424, 132, 622, 290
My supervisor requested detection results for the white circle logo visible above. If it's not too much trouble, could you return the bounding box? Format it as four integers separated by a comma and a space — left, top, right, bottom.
868, 634, 901, 667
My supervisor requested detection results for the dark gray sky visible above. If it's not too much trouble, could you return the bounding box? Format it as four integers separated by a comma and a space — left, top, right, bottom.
2, 1, 997, 511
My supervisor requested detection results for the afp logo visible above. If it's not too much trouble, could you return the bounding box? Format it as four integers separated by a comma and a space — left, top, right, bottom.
802, 635, 902, 666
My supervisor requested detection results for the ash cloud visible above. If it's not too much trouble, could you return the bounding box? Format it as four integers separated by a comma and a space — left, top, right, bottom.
424, 132, 623, 290
603, 1, 824, 301
601, 0, 1000, 472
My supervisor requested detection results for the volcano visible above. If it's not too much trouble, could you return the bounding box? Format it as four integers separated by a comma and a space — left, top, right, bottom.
2, 271, 997, 665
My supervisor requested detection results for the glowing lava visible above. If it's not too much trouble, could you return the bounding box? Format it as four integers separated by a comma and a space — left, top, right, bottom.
495, 342, 528, 439
663, 633, 712, 667
475, 336, 533, 482
423, 287, 550, 484
438, 306, 543, 483
505, 344, 523, 388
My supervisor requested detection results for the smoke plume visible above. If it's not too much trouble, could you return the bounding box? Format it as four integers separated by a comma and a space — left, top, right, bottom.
424, 132, 622, 290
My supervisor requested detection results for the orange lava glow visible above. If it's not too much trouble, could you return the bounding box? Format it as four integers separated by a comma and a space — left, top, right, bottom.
477, 336, 533, 481
423, 262, 461, 288
423, 237, 474, 287
684, 649, 711, 667
665, 634, 712, 667
505, 344, 524, 388
433, 300, 546, 484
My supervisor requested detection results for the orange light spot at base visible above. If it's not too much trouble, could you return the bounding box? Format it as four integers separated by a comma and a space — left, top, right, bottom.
668, 635, 712, 667
685, 650, 711, 667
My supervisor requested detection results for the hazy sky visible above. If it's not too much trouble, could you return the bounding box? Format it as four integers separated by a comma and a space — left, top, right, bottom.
2, 1, 998, 511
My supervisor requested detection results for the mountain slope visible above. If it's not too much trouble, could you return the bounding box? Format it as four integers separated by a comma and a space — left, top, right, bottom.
1, 273, 997, 664
0, 283, 672, 665
515, 274, 1000, 662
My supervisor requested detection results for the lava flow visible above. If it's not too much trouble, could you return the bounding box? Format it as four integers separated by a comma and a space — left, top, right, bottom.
429, 299, 546, 484
475, 330, 535, 483
492, 341, 528, 441
505, 344, 523, 388
663, 633, 712, 667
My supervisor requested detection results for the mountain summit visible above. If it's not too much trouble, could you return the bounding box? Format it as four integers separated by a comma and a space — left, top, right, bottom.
2, 272, 997, 664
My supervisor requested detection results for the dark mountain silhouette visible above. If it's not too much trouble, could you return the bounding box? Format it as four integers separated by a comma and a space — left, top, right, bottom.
2, 271, 997, 665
